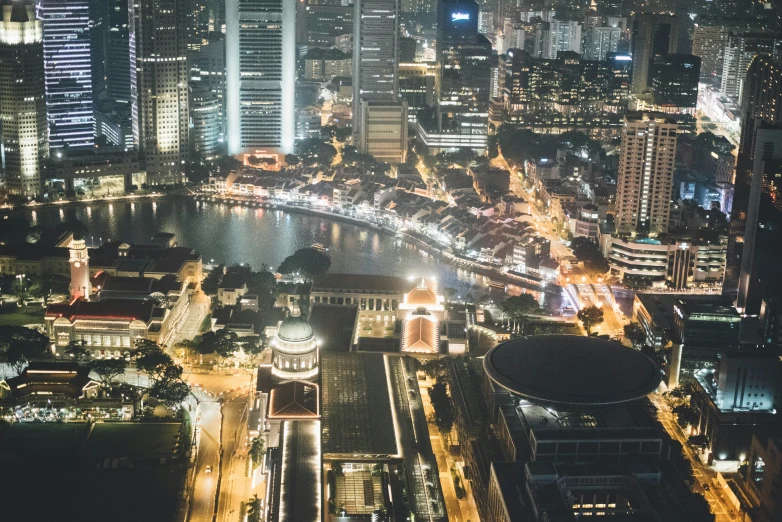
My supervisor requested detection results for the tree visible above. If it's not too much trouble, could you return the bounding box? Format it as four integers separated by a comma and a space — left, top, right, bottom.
247, 155, 262, 166
570, 237, 601, 262
91, 358, 128, 385
296, 138, 337, 166
197, 329, 240, 358
201, 264, 224, 295
278, 248, 332, 279
577, 306, 604, 335
149, 378, 191, 407
0, 326, 50, 374
135, 348, 175, 381
584, 256, 610, 279
429, 380, 454, 434
247, 495, 262, 522
623, 323, 647, 349
241, 335, 264, 356
284, 154, 300, 166
185, 161, 210, 184
500, 294, 540, 334
250, 436, 265, 467
27, 274, 70, 304
673, 403, 699, 430
64, 340, 91, 361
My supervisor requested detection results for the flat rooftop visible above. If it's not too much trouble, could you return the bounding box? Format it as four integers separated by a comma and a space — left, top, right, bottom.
278, 420, 321, 522
309, 304, 357, 352
312, 273, 409, 294
321, 353, 398, 457
484, 336, 662, 408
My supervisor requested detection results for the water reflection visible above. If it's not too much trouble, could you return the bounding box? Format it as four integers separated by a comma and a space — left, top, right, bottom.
17, 198, 562, 310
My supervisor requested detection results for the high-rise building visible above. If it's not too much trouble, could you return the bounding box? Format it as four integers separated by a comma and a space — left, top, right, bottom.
187, 0, 208, 51
615, 113, 678, 236
190, 85, 221, 161
37, 0, 94, 149
582, 25, 620, 61
399, 62, 435, 120
225, 0, 295, 159
691, 19, 762, 81
105, 0, 130, 106
542, 19, 581, 59
0, 0, 48, 197
352, 0, 398, 109
650, 54, 701, 110
735, 56, 782, 314
352, 0, 404, 161
721, 32, 782, 105
88, 0, 107, 104
303, 3, 351, 49
130, 0, 190, 184
631, 13, 679, 94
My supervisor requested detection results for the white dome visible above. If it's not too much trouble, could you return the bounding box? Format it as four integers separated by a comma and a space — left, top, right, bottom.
277, 315, 314, 343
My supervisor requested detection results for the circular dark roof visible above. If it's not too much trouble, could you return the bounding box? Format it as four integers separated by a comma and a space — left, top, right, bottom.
483, 335, 662, 408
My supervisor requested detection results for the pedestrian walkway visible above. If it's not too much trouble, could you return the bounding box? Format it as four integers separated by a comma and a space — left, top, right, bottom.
172, 291, 210, 345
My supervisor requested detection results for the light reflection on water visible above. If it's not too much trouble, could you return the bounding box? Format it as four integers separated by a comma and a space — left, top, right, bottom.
17, 198, 562, 310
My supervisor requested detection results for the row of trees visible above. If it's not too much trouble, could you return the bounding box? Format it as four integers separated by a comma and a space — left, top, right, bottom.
570, 237, 610, 279
499, 294, 540, 334
0, 273, 70, 304
179, 329, 263, 359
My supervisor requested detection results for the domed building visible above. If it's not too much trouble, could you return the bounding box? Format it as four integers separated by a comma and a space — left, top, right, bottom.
271, 307, 319, 380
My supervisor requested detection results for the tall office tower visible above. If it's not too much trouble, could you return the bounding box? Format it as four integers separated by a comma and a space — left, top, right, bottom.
437, 0, 491, 125
191, 38, 225, 141
225, 0, 295, 159
631, 13, 679, 94
399, 62, 435, 120
721, 33, 782, 105
207, 0, 224, 33
352, 0, 398, 119
691, 19, 761, 81
582, 25, 621, 61
304, 3, 352, 49
542, 19, 581, 59
615, 113, 678, 236
130, 0, 190, 184
735, 56, 782, 314
37, 0, 94, 149
105, 0, 130, 106
649, 54, 701, 110
0, 0, 47, 198
187, 0, 208, 51
353, 0, 405, 161
88, 0, 107, 104
190, 85, 221, 160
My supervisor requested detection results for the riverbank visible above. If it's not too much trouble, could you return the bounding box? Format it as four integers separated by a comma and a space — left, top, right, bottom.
3, 191, 170, 214
193, 193, 559, 294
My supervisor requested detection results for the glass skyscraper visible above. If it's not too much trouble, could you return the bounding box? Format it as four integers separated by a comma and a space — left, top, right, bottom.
37, 0, 94, 149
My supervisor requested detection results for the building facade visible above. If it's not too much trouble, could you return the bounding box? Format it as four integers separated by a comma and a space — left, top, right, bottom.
38, 0, 94, 150
225, 0, 295, 159
631, 14, 679, 94
615, 113, 678, 236
0, 0, 47, 198
130, 0, 190, 184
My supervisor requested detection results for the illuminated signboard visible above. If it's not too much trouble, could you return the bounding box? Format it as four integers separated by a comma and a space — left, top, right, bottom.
451, 12, 469, 21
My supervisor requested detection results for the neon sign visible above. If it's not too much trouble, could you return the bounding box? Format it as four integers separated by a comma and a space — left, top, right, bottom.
451, 12, 469, 21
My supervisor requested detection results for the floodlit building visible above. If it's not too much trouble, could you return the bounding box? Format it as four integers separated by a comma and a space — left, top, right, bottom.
270, 307, 319, 381
37, 0, 94, 150
614, 113, 678, 236
130, 0, 190, 184
0, 0, 48, 198
225, 0, 295, 159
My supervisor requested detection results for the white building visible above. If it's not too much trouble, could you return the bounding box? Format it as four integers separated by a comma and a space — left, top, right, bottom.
582, 26, 620, 61
615, 113, 678, 236
225, 0, 295, 159
359, 101, 408, 164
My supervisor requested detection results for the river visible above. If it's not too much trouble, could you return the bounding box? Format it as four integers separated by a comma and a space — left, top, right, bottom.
20, 197, 566, 311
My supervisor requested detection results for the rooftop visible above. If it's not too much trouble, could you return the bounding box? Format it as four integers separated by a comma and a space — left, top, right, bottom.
268, 381, 320, 419
2, 362, 97, 399
484, 336, 662, 408
312, 273, 409, 294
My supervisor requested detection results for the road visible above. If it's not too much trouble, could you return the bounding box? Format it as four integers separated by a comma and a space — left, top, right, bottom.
649, 393, 740, 522
216, 394, 251, 522
190, 401, 221, 522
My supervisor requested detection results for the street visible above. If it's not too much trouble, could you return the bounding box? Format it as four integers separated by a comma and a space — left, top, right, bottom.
649, 393, 739, 522
189, 401, 221, 522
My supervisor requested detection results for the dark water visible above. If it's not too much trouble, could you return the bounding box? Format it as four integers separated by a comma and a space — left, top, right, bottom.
21, 197, 565, 309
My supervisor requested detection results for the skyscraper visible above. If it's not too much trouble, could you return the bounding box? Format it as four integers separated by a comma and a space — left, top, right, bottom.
650, 54, 701, 110
352, 0, 399, 141
735, 56, 782, 314
130, 0, 190, 184
631, 14, 679, 94
37, 0, 94, 149
190, 85, 221, 160
543, 19, 582, 59
0, 0, 48, 197
720, 32, 782, 105
615, 113, 678, 236
225, 0, 295, 159
582, 25, 620, 61
106, 0, 130, 106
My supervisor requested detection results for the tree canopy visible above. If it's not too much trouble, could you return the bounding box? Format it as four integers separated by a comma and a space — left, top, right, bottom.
0, 326, 50, 374
500, 294, 540, 334
278, 248, 331, 279
296, 138, 337, 166
577, 306, 604, 335
91, 358, 128, 385
623, 323, 647, 349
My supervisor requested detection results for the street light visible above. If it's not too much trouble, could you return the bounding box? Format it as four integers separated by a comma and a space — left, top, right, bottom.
16, 273, 26, 303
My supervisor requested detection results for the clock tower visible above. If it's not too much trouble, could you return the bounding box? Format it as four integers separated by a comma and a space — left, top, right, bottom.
69, 238, 91, 300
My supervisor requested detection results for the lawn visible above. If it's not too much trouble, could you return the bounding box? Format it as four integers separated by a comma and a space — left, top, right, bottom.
0, 303, 46, 327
